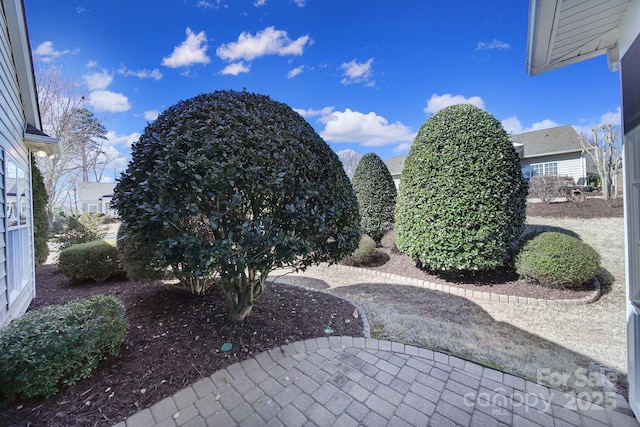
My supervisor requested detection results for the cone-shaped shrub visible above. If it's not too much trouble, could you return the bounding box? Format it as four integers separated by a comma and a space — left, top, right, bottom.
395, 104, 527, 271
352, 153, 397, 242
113, 90, 360, 321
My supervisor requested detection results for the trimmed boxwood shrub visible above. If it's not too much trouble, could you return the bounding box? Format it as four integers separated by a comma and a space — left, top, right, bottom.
341, 234, 377, 266
380, 229, 399, 253
352, 153, 397, 242
395, 104, 527, 272
117, 222, 165, 282
515, 232, 600, 288
113, 90, 360, 321
0, 295, 128, 401
58, 240, 120, 284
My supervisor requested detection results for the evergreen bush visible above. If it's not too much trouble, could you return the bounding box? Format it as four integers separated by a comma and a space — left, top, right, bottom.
53, 213, 109, 251
341, 234, 377, 266
351, 153, 397, 242
31, 155, 49, 265
58, 240, 121, 284
515, 232, 600, 288
117, 222, 165, 282
113, 90, 360, 320
0, 295, 127, 401
395, 104, 527, 272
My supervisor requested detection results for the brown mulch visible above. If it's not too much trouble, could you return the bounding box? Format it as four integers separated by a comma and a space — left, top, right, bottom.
0, 196, 622, 426
0, 268, 364, 427
526, 196, 623, 218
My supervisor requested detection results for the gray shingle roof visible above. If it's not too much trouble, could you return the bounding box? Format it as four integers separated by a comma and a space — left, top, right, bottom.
384, 155, 405, 177
510, 125, 584, 158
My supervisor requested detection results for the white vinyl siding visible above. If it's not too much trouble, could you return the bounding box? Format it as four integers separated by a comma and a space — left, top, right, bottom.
520, 152, 586, 183
0, 4, 35, 326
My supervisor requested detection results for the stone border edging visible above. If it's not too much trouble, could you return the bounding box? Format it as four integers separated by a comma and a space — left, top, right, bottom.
335, 265, 602, 306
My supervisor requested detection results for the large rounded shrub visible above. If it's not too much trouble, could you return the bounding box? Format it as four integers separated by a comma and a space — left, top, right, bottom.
515, 232, 600, 288
117, 222, 166, 282
352, 153, 397, 242
395, 104, 527, 272
113, 90, 360, 320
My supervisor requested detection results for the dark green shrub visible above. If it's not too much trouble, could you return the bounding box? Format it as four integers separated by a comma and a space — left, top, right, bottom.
352, 153, 397, 242
31, 155, 49, 265
53, 213, 109, 251
515, 232, 600, 288
0, 295, 127, 401
58, 240, 120, 284
113, 90, 360, 320
380, 229, 400, 253
341, 235, 377, 266
117, 222, 165, 281
395, 104, 527, 272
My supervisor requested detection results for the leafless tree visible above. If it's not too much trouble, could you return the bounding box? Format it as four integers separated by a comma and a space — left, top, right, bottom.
336, 149, 362, 179
34, 65, 111, 218
577, 124, 622, 200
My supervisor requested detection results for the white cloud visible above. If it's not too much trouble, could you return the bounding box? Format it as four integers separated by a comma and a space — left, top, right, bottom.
118, 67, 163, 80
86, 60, 98, 68
394, 143, 412, 153
33, 41, 74, 62
255, 0, 267, 6
88, 90, 131, 113
83, 70, 113, 90
501, 116, 561, 135
220, 62, 251, 75
294, 106, 334, 118
318, 108, 415, 146
216, 26, 310, 62
292, 0, 306, 6
144, 110, 160, 121
197, 0, 222, 8
162, 28, 210, 68
424, 93, 486, 114
599, 107, 621, 126
340, 58, 374, 86
475, 38, 511, 51
287, 66, 304, 79
106, 130, 140, 148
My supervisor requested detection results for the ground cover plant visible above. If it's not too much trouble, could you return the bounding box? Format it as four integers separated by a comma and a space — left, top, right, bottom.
113, 90, 360, 321
395, 104, 527, 272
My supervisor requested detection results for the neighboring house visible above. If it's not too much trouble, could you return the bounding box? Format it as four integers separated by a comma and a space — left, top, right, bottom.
384, 125, 588, 188
384, 155, 405, 189
527, 0, 640, 418
77, 182, 117, 217
512, 125, 588, 183
0, 0, 60, 327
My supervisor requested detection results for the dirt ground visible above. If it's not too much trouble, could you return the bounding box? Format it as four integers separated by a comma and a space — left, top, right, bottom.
0, 197, 626, 426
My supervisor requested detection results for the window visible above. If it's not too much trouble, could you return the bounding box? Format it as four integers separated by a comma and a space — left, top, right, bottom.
87, 204, 99, 214
5, 156, 32, 301
522, 161, 558, 180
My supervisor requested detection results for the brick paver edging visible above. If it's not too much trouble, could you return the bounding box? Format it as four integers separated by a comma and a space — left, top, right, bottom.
335, 265, 601, 306
114, 335, 636, 427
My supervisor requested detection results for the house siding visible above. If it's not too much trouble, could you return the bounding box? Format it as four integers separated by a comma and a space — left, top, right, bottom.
520, 152, 586, 182
0, 2, 35, 326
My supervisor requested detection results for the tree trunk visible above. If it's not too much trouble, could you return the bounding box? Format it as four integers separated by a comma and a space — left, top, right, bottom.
221, 272, 265, 321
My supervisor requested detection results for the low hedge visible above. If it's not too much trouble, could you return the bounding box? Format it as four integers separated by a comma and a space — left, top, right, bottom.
341, 234, 377, 266
0, 295, 128, 401
515, 231, 600, 288
58, 240, 121, 284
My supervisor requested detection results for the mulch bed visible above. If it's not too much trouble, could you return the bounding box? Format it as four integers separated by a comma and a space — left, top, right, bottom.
0, 196, 622, 426
0, 268, 364, 427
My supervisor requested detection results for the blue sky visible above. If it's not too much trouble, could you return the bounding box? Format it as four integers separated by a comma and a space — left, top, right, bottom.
25, 0, 622, 182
